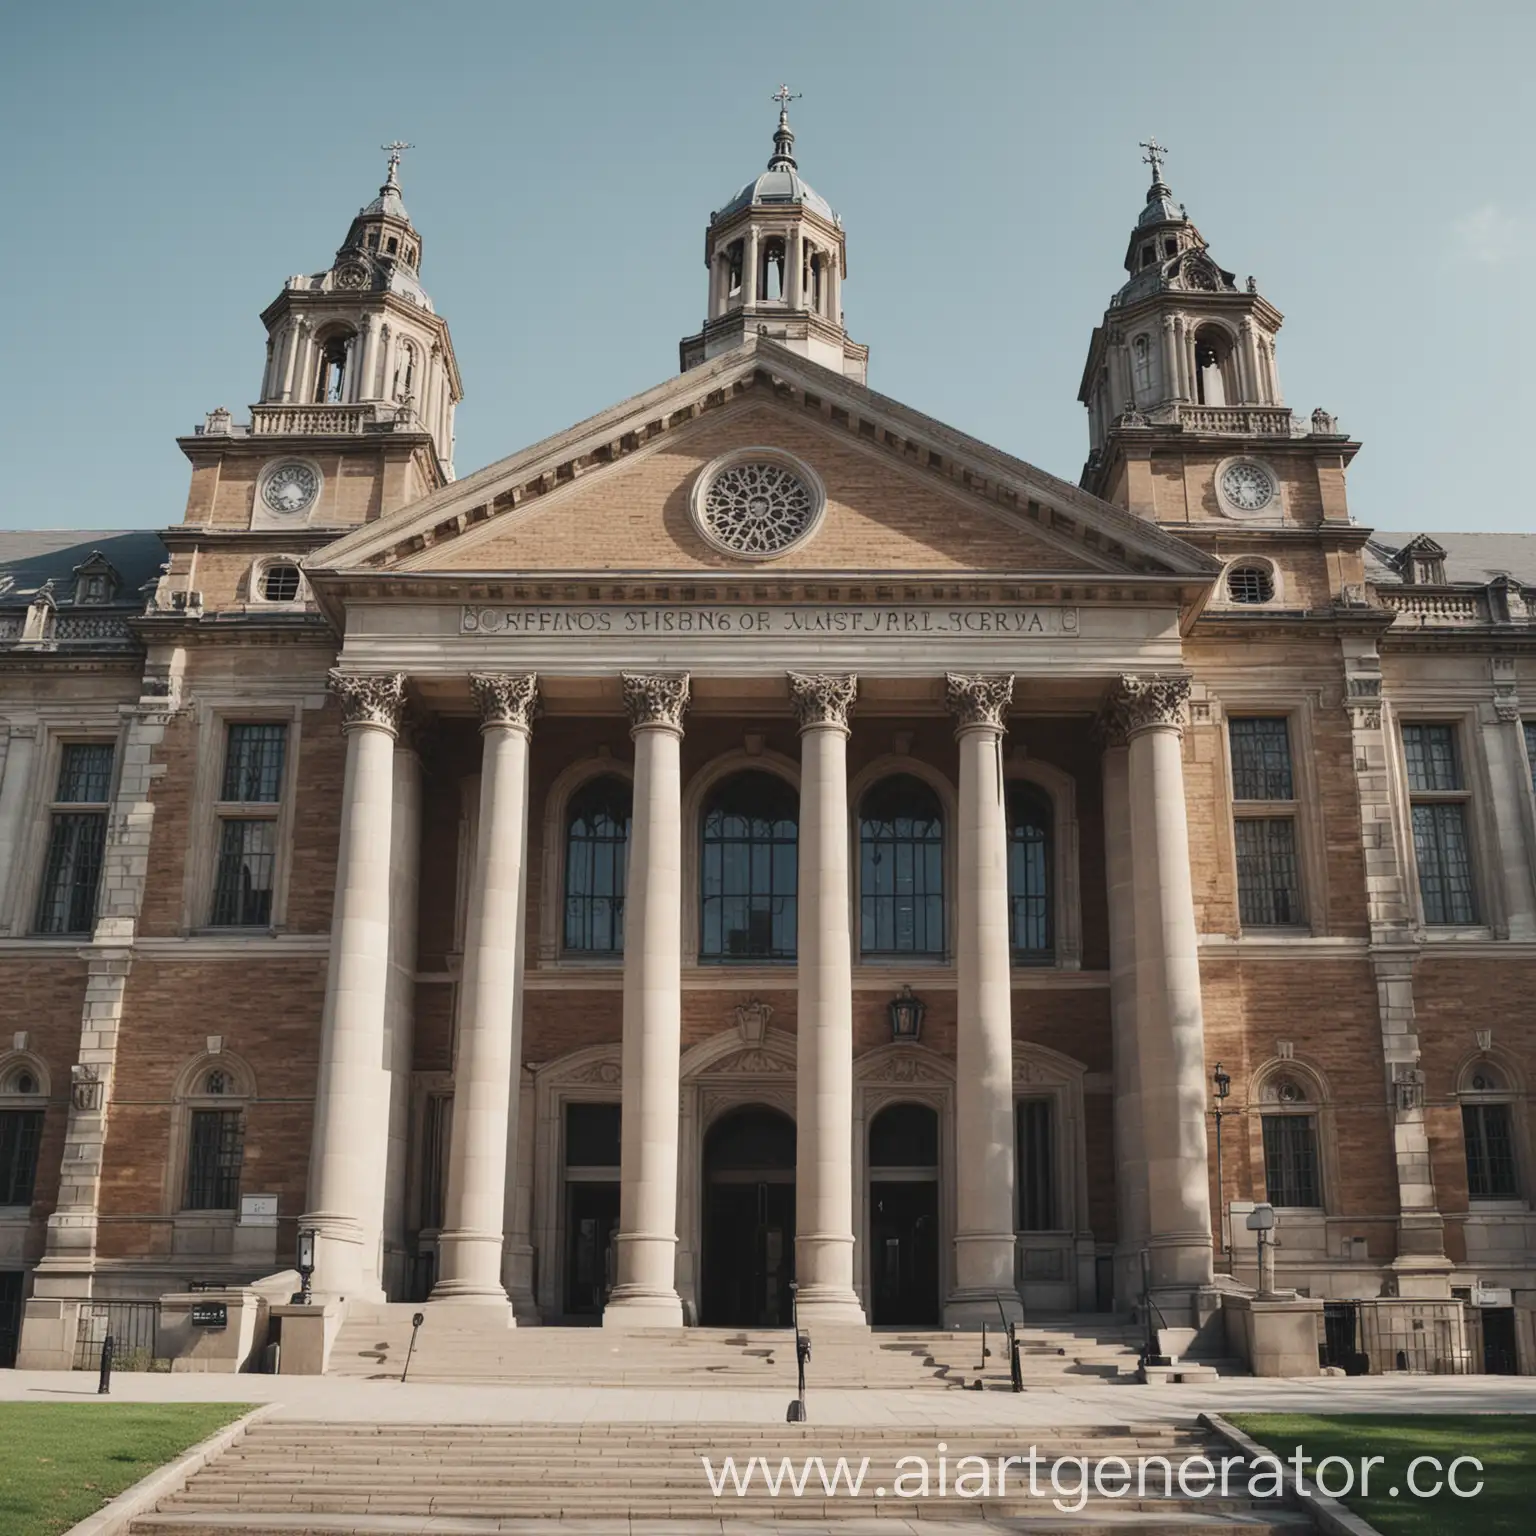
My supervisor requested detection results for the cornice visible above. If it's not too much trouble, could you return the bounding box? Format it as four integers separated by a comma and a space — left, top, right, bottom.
1167, 521, 1375, 551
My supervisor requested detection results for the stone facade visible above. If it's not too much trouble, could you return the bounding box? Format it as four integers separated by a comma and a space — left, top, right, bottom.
2, 128, 1534, 1366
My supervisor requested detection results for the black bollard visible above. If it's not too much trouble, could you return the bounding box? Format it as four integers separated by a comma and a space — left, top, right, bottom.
401, 1311, 425, 1384
98, 1334, 114, 1395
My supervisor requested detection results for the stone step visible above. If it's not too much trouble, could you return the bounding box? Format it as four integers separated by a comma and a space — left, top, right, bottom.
136, 1517, 1313, 1535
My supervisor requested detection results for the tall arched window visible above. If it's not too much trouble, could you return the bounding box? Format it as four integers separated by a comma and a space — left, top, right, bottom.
1259, 1073, 1322, 1208
1006, 782, 1053, 962
563, 776, 632, 955
700, 771, 797, 962
1194, 325, 1236, 407
313, 331, 353, 404
859, 775, 944, 957
1132, 334, 1153, 398
1461, 1062, 1521, 1200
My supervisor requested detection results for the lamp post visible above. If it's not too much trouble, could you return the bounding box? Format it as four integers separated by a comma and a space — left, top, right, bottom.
1211, 1062, 1231, 1264
1246, 1201, 1276, 1297
296, 1227, 317, 1305
888, 984, 925, 1044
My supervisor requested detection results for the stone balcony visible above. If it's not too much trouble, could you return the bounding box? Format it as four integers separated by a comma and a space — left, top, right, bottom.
192, 402, 423, 438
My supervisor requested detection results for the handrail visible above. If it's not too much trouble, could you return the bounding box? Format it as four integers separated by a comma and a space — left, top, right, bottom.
992, 1292, 1024, 1392
785, 1282, 810, 1422
1138, 1249, 1172, 1368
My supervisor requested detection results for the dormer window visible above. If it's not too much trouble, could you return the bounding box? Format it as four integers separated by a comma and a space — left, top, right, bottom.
1396, 537, 1448, 586
1412, 554, 1446, 584
70, 553, 119, 606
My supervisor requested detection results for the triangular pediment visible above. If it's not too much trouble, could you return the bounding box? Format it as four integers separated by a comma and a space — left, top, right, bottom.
309, 337, 1217, 588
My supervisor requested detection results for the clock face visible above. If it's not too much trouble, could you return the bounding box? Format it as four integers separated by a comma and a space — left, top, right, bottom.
1220, 461, 1275, 513
261, 462, 319, 516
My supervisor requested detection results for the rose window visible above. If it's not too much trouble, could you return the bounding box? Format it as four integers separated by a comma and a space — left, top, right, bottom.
698, 460, 818, 558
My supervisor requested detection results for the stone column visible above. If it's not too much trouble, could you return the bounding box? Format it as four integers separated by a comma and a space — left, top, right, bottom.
786, 228, 802, 310
1098, 717, 1147, 1308
279, 319, 304, 403
944, 673, 1017, 1324
303, 672, 405, 1303
605, 672, 690, 1329
1106, 675, 1214, 1302
1160, 315, 1178, 405
743, 226, 759, 309
0, 722, 38, 931
358, 314, 379, 403
432, 674, 538, 1311
789, 673, 865, 1327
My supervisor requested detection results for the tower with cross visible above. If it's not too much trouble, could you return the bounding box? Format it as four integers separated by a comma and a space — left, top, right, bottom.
679, 87, 867, 383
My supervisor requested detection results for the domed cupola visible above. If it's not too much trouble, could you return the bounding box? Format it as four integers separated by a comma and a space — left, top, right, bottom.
680, 88, 867, 382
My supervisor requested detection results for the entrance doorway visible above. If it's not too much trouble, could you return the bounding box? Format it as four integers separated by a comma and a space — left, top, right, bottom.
564, 1102, 620, 1319
1482, 1307, 1519, 1375
868, 1103, 940, 1326
0, 1271, 21, 1368
701, 1106, 795, 1326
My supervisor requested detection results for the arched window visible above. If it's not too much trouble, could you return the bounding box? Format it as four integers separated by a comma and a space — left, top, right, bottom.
1006, 783, 1053, 962
1259, 1073, 1322, 1208
259, 562, 301, 603
1226, 563, 1274, 605
394, 340, 417, 401
859, 775, 944, 957
1461, 1062, 1520, 1199
176, 1056, 252, 1212
1194, 325, 1237, 407
313, 332, 352, 404
1132, 334, 1153, 398
700, 771, 797, 962
563, 775, 631, 955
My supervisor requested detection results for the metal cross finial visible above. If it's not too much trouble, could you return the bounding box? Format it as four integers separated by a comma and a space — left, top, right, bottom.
381, 140, 413, 178
771, 83, 801, 118
1140, 137, 1168, 181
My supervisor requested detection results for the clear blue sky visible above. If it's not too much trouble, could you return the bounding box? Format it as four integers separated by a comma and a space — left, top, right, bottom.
1, 1, 1530, 533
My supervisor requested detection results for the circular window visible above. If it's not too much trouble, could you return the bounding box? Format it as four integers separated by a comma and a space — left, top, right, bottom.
691, 450, 825, 560
1226, 563, 1275, 604
14, 1072, 36, 1095
260, 562, 302, 602
260, 461, 320, 516
1219, 460, 1277, 514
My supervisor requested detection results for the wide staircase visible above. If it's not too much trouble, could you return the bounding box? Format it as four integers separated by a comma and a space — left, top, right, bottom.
133, 1418, 1316, 1532
327, 1303, 1153, 1387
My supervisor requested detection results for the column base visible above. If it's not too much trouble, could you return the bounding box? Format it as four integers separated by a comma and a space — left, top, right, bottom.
1144, 1230, 1215, 1293
426, 1295, 515, 1327
602, 1286, 684, 1329
433, 1228, 510, 1304
943, 1287, 1021, 1330
793, 1287, 868, 1330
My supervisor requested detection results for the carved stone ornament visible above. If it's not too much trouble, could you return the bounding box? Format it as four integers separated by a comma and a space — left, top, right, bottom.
863, 1053, 947, 1085
945, 673, 1014, 733
565, 1059, 621, 1087
328, 670, 407, 735
1103, 674, 1190, 738
734, 998, 773, 1045
70, 1062, 103, 1112
470, 672, 540, 732
788, 672, 857, 732
622, 672, 691, 732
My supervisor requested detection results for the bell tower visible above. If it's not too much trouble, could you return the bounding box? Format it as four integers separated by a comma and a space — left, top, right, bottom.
680, 88, 868, 382
1078, 140, 1356, 528
177, 147, 464, 542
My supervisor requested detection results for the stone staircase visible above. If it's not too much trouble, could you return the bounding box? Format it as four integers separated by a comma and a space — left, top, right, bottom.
326, 1304, 1151, 1387
132, 1418, 1317, 1532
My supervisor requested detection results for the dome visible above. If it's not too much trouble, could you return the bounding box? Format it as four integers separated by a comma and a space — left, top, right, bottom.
361, 181, 410, 223
715, 165, 835, 222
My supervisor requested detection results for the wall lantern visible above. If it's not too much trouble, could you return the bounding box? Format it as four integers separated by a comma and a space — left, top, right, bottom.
888, 984, 925, 1043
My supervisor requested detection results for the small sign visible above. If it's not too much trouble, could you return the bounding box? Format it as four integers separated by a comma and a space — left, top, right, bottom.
1476, 1286, 1513, 1309
239, 1194, 279, 1228
191, 1302, 228, 1328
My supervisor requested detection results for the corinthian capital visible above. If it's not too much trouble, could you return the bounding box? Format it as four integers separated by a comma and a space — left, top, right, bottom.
470, 672, 540, 732
329, 670, 407, 735
788, 672, 857, 733
945, 673, 1014, 733
1104, 673, 1190, 738
622, 672, 690, 732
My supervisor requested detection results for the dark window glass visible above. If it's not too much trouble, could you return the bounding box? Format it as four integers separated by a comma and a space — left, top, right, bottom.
34, 813, 106, 934
1229, 717, 1294, 801
1525, 722, 1536, 802
56, 743, 114, 803
859, 775, 944, 956
184, 1109, 243, 1210
210, 819, 277, 927
421, 1094, 450, 1230
563, 776, 631, 954
1006, 783, 1052, 961
1411, 803, 1476, 925
260, 564, 301, 603
699, 772, 798, 962
565, 1102, 621, 1168
1463, 1103, 1519, 1199
1402, 723, 1462, 792
1262, 1113, 1321, 1206
1017, 1098, 1056, 1230
221, 724, 287, 803
0, 1111, 44, 1206
869, 1102, 939, 1168
1235, 817, 1303, 926
703, 1106, 796, 1170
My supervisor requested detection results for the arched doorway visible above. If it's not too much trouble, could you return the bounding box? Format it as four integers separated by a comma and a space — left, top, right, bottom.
701, 1105, 795, 1326
868, 1102, 940, 1326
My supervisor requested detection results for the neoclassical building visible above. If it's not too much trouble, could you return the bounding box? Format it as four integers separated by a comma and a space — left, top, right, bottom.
3, 116, 1534, 1365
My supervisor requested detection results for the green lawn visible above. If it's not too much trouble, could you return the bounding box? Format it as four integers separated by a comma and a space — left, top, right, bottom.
1228, 1413, 1536, 1535
0, 1403, 252, 1536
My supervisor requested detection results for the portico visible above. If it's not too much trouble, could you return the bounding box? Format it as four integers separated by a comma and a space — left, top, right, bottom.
297, 571, 1217, 1326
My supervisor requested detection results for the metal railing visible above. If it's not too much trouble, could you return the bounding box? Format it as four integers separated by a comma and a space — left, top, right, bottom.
74, 1301, 164, 1372
785, 1282, 810, 1422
